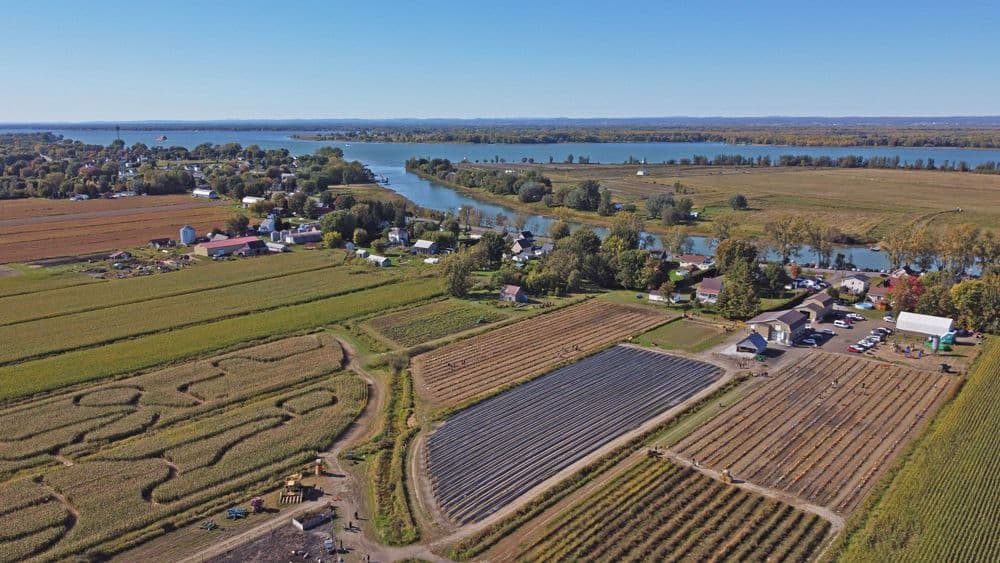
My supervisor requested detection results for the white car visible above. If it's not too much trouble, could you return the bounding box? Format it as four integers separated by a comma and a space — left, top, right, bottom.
821, 329, 837, 336
834, 320, 851, 329
801, 338, 818, 346
847, 313, 865, 321
883, 314, 895, 322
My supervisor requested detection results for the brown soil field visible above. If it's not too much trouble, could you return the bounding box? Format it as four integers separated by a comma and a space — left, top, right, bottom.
0, 196, 232, 263
411, 300, 669, 407
673, 351, 959, 515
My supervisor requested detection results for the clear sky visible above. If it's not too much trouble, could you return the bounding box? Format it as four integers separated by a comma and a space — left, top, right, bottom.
2, 0, 998, 121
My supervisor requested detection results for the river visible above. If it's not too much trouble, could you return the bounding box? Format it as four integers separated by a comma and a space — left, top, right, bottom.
19, 127, 1000, 270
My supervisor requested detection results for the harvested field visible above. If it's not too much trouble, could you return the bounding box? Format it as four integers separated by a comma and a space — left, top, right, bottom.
0, 334, 365, 562
510, 457, 831, 562
364, 299, 510, 347
425, 346, 722, 524
0, 195, 231, 263
412, 300, 667, 405
674, 352, 959, 515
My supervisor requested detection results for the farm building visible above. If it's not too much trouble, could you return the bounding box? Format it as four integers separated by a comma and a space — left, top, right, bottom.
235, 240, 268, 257
265, 242, 289, 253
896, 312, 954, 338
241, 196, 266, 208
108, 250, 132, 261
648, 290, 667, 303
500, 284, 528, 303
284, 230, 323, 245
368, 255, 391, 267
191, 188, 219, 199
413, 239, 438, 254
388, 227, 409, 245
840, 273, 870, 295
291, 509, 334, 531
258, 215, 277, 233
747, 309, 809, 346
179, 224, 197, 245
677, 254, 714, 271
795, 292, 834, 322
696, 277, 724, 303
636, 167, 648, 176
193, 236, 262, 257
735, 332, 768, 355
355, 249, 369, 258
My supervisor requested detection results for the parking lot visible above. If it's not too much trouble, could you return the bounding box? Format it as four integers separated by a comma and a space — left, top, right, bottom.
795, 308, 895, 357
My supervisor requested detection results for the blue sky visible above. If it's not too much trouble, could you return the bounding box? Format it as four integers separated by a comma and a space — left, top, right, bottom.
2, 0, 998, 121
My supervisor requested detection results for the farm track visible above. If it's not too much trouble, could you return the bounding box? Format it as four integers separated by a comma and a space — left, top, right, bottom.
413, 300, 666, 405
425, 346, 721, 524
675, 351, 957, 515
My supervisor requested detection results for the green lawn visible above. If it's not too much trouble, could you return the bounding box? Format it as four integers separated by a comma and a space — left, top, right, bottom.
635, 319, 726, 352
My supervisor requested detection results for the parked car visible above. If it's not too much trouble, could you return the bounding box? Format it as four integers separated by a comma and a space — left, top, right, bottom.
834, 320, 852, 329
821, 328, 837, 336
801, 338, 818, 347
847, 345, 863, 353
847, 313, 866, 321
875, 327, 893, 335
883, 314, 895, 322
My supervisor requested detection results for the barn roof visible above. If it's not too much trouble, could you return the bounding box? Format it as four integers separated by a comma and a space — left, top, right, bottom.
198, 236, 260, 250
896, 312, 953, 337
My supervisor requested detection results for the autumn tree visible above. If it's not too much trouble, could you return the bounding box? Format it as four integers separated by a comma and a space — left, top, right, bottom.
716, 259, 760, 319
764, 217, 807, 263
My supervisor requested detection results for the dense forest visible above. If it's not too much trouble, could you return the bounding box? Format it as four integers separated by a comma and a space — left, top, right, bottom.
297, 125, 1000, 148
0, 133, 374, 199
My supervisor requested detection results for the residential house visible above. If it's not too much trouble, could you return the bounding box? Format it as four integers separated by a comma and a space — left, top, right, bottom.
194, 236, 263, 257
747, 310, 809, 346
696, 277, 724, 303
242, 196, 266, 208
368, 255, 391, 267
677, 253, 715, 271
648, 290, 667, 303
413, 239, 438, 254
866, 281, 892, 307
839, 273, 870, 295
511, 239, 533, 255
388, 227, 410, 245
500, 284, 528, 303
795, 292, 834, 323
534, 242, 555, 257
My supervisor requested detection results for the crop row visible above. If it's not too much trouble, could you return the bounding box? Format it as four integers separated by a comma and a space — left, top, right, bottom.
426, 346, 721, 523
0, 251, 338, 326
840, 339, 1000, 562
513, 457, 830, 562
0, 276, 441, 402
676, 351, 957, 514
413, 300, 666, 405
0, 263, 391, 364
365, 299, 509, 347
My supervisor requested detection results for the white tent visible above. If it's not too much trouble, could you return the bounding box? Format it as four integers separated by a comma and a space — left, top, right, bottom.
896, 312, 953, 337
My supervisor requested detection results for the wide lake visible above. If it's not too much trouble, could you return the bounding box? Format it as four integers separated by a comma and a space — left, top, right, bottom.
17, 127, 1000, 270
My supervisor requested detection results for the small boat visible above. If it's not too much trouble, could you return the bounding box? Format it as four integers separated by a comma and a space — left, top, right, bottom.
154, 135, 168, 142
869, 246, 881, 252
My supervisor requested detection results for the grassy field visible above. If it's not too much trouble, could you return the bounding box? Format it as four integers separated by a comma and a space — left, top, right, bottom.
0, 276, 441, 402
461, 163, 1000, 240
0, 264, 98, 298
363, 299, 510, 347
0, 334, 365, 562
634, 318, 727, 352
0, 251, 341, 326
837, 338, 999, 562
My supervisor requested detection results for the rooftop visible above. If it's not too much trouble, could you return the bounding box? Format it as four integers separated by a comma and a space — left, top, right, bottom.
197, 236, 260, 250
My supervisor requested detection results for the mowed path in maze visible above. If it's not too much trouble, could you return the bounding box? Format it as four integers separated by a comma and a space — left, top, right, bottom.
426, 346, 722, 524
675, 351, 958, 515
411, 300, 667, 405
511, 458, 831, 562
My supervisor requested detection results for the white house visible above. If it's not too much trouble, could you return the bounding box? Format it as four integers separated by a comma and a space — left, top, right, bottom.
840, 274, 870, 295
242, 196, 266, 208
388, 227, 409, 245
413, 239, 438, 254
636, 168, 649, 176
696, 277, 724, 303
648, 290, 667, 303
677, 254, 715, 271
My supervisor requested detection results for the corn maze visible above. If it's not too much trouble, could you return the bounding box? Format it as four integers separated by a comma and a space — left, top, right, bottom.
510, 457, 831, 562
426, 346, 721, 524
412, 300, 667, 405
675, 352, 959, 514
0, 334, 365, 562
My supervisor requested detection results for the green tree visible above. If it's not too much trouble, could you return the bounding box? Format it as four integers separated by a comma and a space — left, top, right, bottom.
353, 227, 369, 247
716, 260, 760, 320
597, 189, 613, 216
711, 213, 738, 242
608, 212, 644, 250
322, 231, 343, 248
475, 231, 507, 269
548, 220, 571, 241
729, 193, 749, 210
302, 198, 319, 220
661, 226, 692, 257
225, 214, 250, 236
764, 217, 807, 264
612, 249, 654, 290
443, 252, 476, 297
762, 262, 789, 297
714, 238, 758, 274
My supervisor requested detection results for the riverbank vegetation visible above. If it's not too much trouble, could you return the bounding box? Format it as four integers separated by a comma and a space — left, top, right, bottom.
295, 123, 1000, 149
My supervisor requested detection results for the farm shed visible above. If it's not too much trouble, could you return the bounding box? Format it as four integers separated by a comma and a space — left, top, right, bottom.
284, 230, 323, 245
896, 312, 953, 338
796, 292, 834, 322
696, 277, 724, 303
150, 237, 176, 249
192, 188, 219, 199
736, 332, 768, 355
747, 309, 808, 346
291, 509, 334, 531
193, 236, 262, 257
179, 224, 197, 244
355, 249, 369, 258
241, 196, 266, 208
500, 284, 528, 303
648, 290, 667, 303
368, 255, 391, 267
413, 239, 438, 254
